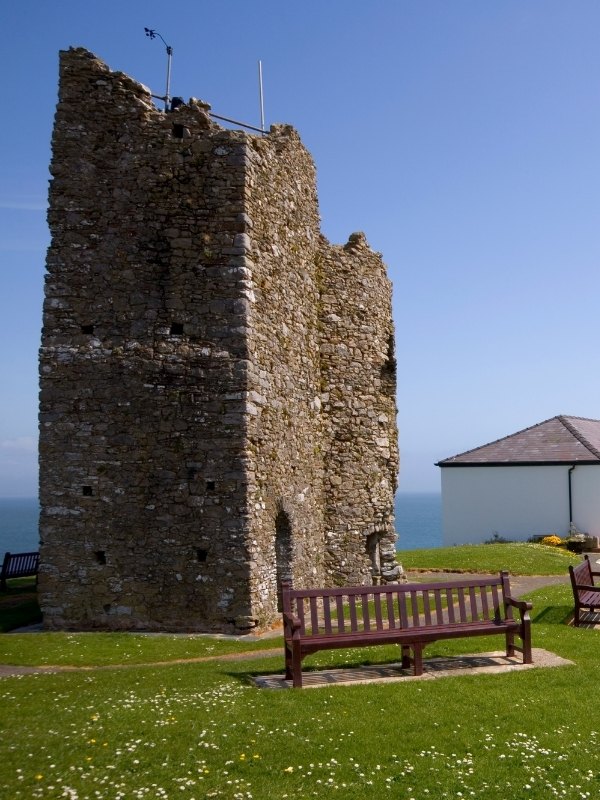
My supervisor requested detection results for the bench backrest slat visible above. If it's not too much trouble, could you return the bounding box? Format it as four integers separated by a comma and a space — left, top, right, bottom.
348, 594, 358, 632
398, 590, 408, 628
309, 596, 319, 634
386, 592, 396, 628
410, 590, 419, 626
468, 586, 478, 621
336, 595, 345, 633
457, 587, 467, 622
480, 585, 490, 620
491, 584, 501, 622
433, 588, 444, 625
445, 587, 456, 623
297, 595, 306, 632
361, 594, 371, 632
323, 595, 332, 634
374, 592, 384, 630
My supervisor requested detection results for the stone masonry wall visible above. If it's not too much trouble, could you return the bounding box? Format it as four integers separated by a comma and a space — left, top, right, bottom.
241, 128, 326, 625
319, 235, 400, 585
39, 47, 399, 633
40, 49, 255, 631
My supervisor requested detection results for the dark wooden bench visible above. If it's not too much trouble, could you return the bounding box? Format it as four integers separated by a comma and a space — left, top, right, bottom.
0, 551, 39, 591
569, 555, 600, 626
282, 573, 532, 687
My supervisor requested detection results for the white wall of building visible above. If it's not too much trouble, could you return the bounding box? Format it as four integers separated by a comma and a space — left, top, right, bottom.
441, 465, 572, 546
571, 465, 600, 538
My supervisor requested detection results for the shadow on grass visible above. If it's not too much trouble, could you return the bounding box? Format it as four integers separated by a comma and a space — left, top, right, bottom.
532, 605, 573, 626
0, 577, 41, 632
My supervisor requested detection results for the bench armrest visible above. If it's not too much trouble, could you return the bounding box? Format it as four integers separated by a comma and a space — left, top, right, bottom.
283, 612, 302, 636
505, 596, 532, 615
574, 583, 600, 592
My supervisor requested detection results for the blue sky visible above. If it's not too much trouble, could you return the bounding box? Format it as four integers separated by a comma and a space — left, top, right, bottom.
2, 1, 600, 496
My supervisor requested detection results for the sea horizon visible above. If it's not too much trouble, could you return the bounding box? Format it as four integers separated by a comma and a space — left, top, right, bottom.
0, 491, 443, 554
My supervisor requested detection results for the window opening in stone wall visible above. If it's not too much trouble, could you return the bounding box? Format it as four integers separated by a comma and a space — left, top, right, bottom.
81, 324, 94, 334
206, 480, 216, 491
82, 485, 93, 496
196, 548, 208, 563
172, 123, 185, 139
170, 322, 184, 335
275, 510, 293, 611
366, 532, 382, 584
382, 334, 397, 377
94, 550, 106, 565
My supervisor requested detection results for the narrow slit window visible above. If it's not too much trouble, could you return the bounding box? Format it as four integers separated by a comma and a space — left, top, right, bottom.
81, 325, 94, 334
172, 124, 185, 139
170, 322, 184, 335
206, 480, 216, 491
82, 485, 93, 496
94, 550, 106, 565
196, 548, 208, 563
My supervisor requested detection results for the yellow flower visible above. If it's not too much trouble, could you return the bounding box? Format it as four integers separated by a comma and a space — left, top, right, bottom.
541, 535, 563, 547
35, 775, 43, 781
284, 766, 294, 773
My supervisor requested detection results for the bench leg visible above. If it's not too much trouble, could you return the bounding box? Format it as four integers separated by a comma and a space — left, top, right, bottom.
521, 622, 533, 665
401, 645, 411, 670
291, 641, 303, 688
506, 629, 515, 658
412, 643, 424, 676
284, 644, 293, 681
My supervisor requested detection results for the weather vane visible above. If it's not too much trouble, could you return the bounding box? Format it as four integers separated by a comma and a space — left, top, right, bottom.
144, 27, 173, 111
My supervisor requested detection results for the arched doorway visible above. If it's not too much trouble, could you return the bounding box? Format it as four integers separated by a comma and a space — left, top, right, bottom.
275, 509, 293, 611
366, 531, 383, 584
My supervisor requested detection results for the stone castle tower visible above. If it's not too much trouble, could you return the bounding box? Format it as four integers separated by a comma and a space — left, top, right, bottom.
39, 47, 400, 633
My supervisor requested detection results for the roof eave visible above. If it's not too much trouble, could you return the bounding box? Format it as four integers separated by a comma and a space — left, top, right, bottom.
436, 459, 600, 468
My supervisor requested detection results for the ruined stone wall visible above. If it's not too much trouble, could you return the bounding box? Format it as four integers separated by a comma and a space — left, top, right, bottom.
319, 235, 400, 584
39, 47, 399, 634
40, 48, 256, 631
241, 128, 326, 624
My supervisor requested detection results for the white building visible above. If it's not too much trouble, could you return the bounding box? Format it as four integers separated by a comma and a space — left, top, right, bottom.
437, 415, 600, 546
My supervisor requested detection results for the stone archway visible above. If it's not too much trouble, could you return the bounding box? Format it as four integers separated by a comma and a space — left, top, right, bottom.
275, 508, 293, 610
366, 530, 384, 584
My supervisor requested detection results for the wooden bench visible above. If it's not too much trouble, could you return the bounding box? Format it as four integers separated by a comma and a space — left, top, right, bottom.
0, 551, 39, 592
568, 555, 600, 626
282, 573, 532, 688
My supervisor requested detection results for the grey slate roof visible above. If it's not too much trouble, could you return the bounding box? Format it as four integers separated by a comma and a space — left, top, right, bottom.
437, 415, 600, 466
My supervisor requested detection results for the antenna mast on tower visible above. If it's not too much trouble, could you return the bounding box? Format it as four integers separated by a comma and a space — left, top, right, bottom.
144, 27, 173, 111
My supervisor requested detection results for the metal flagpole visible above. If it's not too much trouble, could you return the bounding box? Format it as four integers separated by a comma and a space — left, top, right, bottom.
258, 60, 265, 134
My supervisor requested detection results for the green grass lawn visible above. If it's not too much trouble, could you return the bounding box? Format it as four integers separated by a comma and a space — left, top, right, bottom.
0, 544, 591, 799
398, 542, 580, 575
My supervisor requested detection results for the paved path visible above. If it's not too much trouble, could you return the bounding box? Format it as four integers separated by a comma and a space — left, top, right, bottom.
404, 571, 569, 597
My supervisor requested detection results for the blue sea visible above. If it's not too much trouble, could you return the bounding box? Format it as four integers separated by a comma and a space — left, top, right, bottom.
0, 493, 442, 556
395, 492, 442, 551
